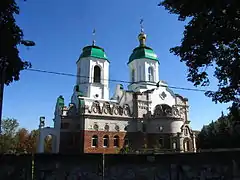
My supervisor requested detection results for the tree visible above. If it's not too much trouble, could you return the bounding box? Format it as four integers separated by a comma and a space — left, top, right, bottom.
0, 0, 35, 134
26, 129, 39, 154
15, 128, 29, 153
0, 0, 35, 85
197, 109, 240, 150
1, 118, 19, 136
159, 0, 240, 112
0, 118, 19, 153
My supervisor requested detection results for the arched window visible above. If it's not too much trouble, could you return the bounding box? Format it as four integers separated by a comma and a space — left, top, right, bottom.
113, 135, 119, 147
91, 135, 98, 147
158, 138, 164, 148
103, 135, 109, 147
131, 69, 135, 82
148, 67, 154, 82
93, 66, 101, 83
172, 142, 177, 149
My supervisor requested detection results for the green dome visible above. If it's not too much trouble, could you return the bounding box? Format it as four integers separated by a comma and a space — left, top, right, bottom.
80, 45, 108, 60
128, 46, 158, 64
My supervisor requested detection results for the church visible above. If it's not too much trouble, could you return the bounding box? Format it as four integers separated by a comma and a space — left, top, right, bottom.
37, 26, 197, 154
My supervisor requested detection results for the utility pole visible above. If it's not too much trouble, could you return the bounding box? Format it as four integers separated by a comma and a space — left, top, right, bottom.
0, 60, 8, 134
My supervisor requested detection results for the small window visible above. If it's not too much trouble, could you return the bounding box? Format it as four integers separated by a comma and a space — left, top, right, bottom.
148, 67, 154, 82
158, 138, 164, 148
103, 135, 109, 147
113, 135, 119, 147
172, 142, 177, 149
131, 69, 135, 82
93, 66, 101, 83
92, 135, 98, 147
104, 124, 110, 131
184, 128, 188, 136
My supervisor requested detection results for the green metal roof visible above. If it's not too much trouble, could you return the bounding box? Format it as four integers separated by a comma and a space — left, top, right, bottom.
57, 95, 64, 108
128, 46, 158, 64
79, 45, 108, 60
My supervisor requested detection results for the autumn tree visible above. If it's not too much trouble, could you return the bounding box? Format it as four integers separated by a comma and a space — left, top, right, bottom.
26, 129, 39, 154
15, 128, 29, 153
159, 0, 240, 117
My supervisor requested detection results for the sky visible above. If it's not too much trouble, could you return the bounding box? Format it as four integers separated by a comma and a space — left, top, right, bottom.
3, 0, 231, 131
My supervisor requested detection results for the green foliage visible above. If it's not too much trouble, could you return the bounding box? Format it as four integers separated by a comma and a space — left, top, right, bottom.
197, 109, 240, 149
119, 146, 135, 154
1, 118, 19, 136
159, 0, 240, 111
0, 118, 19, 153
0, 118, 51, 154
0, 0, 35, 85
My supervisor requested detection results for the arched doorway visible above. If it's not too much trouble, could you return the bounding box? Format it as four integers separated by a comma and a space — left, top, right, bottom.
183, 138, 191, 152
44, 134, 57, 153
38, 128, 57, 153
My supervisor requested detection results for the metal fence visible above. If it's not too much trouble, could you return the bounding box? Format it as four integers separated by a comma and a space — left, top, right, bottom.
0, 151, 240, 179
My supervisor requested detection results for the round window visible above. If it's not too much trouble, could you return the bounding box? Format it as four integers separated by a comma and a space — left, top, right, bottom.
115, 125, 120, 131
93, 124, 99, 130
105, 124, 109, 131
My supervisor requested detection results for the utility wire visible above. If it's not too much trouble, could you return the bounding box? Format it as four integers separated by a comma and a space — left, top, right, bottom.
26, 68, 213, 93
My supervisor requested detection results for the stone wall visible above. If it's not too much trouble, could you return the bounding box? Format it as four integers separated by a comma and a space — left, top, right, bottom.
1, 151, 240, 179
34, 154, 102, 179
104, 151, 240, 179
0, 154, 32, 180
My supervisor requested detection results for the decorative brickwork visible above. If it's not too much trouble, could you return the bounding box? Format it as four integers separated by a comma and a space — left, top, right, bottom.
84, 130, 128, 154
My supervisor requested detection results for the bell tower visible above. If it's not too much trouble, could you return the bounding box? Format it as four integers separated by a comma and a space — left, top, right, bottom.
76, 30, 110, 100
128, 20, 159, 92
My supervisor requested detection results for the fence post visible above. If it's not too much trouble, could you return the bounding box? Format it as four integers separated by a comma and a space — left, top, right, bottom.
102, 153, 105, 180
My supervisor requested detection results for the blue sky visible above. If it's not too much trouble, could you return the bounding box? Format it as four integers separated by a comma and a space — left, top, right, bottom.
3, 0, 230, 131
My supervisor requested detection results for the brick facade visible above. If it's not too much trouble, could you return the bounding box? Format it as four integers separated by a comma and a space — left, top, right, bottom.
83, 130, 127, 154
59, 130, 194, 154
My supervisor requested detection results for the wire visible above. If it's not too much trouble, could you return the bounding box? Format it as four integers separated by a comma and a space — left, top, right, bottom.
25, 68, 213, 93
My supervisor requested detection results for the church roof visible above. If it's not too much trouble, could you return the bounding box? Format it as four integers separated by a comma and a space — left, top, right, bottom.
128, 46, 158, 64
128, 31, 158, 64
80, 45, 108, 60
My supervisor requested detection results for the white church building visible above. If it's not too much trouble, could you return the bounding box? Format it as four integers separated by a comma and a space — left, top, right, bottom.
37, 27, 197, 154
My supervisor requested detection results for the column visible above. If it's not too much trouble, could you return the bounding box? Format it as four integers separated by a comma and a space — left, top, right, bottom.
178, 133, 184, 153
192, 133, 197, 152
37, 126, 45, 153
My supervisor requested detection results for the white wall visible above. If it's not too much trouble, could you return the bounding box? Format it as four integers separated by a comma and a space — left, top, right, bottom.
150, 86, 176, 113
147, 119, 184, 134
128, 58, 159, 92
84, 118, 136, 132
77, 57, 109, 100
